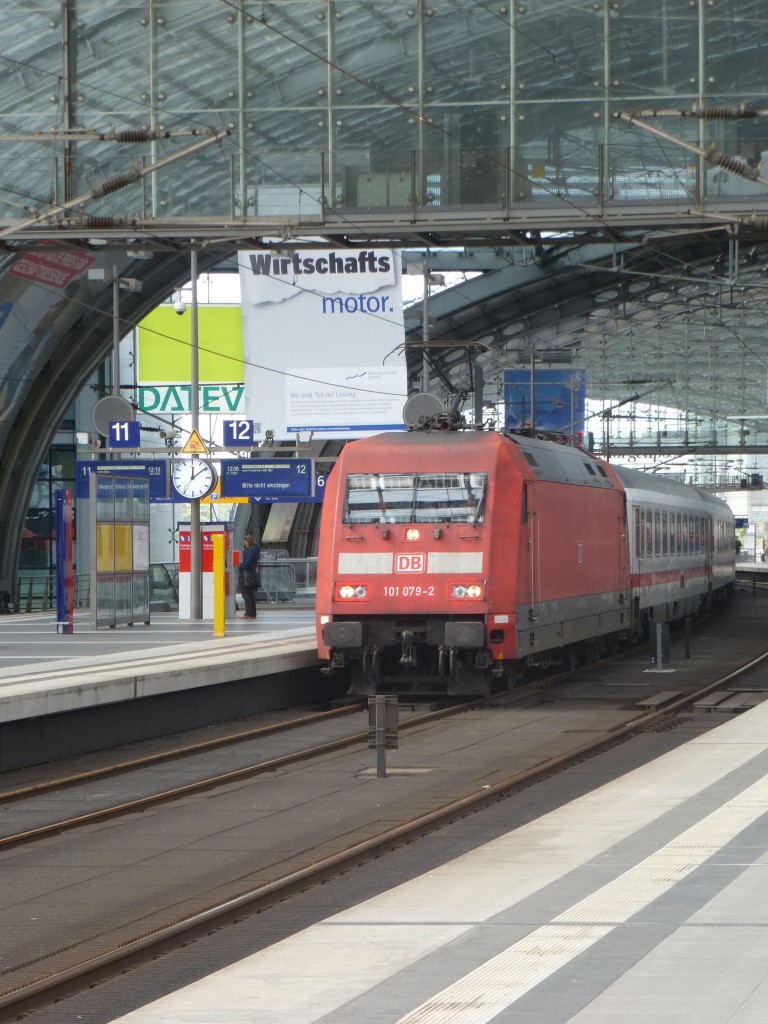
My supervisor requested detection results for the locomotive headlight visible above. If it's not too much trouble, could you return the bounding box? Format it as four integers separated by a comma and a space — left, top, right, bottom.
451, 583, 484, 599
405, 527, 421, 541
337, 583, 368, 599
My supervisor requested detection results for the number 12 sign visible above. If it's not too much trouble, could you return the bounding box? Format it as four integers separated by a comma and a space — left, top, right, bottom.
109, 420, 140, 449
222, 418, 254, 447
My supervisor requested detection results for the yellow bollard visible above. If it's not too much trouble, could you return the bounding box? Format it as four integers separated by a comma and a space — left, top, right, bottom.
212, 532, 225, 638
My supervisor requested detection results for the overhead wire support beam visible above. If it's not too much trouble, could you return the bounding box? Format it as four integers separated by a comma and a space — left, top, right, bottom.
617, 112, 768, 189
629, 105, 763, 121
0, 128, 213, 143
0, 129, 231, 241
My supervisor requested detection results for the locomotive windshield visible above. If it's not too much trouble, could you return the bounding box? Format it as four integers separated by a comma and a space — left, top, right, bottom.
344, 472, 486, 524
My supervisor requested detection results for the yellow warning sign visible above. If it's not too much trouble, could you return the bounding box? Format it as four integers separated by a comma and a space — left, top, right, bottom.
181, 429, 209, 455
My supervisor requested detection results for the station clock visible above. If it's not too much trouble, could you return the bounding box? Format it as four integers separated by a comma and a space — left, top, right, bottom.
171, 457, 218, 500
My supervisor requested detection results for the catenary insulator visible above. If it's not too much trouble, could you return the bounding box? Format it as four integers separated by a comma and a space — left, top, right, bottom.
687, 106, 757, 120
114, 129, 169, 143
85, 216, 119, 229
705, 148, 760, 181
92, 172, 139, 197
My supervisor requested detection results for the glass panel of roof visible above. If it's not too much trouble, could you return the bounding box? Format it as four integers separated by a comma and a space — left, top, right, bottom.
513, 1, 604, 101
611, 0, 699, 92
426, 0, 506, 105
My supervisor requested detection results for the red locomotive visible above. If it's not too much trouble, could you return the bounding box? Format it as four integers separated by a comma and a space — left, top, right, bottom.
316, 428, 735, 696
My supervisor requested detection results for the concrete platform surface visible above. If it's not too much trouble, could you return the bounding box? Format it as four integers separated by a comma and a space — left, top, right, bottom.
107, 693, 768, 1024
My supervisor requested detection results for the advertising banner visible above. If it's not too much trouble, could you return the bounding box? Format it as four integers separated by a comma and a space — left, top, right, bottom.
238, 249, 407, 440
136, 306, 245, 413
504, 368, 587, 436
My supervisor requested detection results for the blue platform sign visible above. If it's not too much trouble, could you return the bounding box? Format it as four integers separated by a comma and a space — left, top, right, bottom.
256, 470, 327, 504
109, 420, 141, 449
76, 460, 169, 500
222, 418, 254, 447
219, 459, 314, 499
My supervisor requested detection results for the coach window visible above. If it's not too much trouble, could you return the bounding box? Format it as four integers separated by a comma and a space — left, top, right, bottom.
661, 511, 668, 555
641, 508, 647, 557
634, 508, 642, 556
682, 515, 688, 554
676, 513, 682, 555
641, 508, 648, 556
654, 510, 661, 556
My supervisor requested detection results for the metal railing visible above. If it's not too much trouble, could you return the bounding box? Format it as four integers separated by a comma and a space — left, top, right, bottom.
13, 573, 90, 614
9, 559, 318, 614
11, 566, 177, 615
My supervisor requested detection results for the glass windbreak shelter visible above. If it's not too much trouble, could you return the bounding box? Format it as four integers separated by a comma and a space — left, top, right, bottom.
90, 474, 151, 628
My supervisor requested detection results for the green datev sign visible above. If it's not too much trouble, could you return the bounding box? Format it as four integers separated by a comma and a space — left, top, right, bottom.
138, 384, 244, 414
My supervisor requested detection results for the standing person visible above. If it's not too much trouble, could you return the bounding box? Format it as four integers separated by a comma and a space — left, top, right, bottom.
239, 534, 261, 619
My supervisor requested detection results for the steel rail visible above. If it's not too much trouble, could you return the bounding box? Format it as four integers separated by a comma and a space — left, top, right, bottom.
0, 699, 476, 850
0, 701, 365, 803
2, 641, 768, 1019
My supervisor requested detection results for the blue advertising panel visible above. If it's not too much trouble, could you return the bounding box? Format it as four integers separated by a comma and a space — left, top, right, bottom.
76, 460, 169, 501
108, 420, 141, 449
504, 368, 587, 435
222, 418, 254, 447
219, 459, 314, 499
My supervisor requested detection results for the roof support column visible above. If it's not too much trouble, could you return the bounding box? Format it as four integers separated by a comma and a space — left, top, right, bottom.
237, 2, 248, 216
697, 0, 706, 197
61, 0, 76, 204
148, 0, 161, 215
507, 0, 516, 202
601, 1, 611, 197
325, 1, 335, 206
417, 0, 426, 204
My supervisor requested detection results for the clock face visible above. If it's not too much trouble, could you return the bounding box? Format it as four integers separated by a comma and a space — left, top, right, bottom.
172, 457, 218, 499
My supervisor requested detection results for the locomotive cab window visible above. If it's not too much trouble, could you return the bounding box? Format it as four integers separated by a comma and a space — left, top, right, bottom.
345, 472, 487, 524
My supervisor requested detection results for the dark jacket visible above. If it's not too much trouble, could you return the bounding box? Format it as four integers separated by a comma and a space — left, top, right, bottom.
240, 544, 261, 577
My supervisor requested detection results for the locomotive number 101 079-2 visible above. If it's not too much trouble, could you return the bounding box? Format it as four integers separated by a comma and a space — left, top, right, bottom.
383, 585, 436, 598
317, 428, 736, 698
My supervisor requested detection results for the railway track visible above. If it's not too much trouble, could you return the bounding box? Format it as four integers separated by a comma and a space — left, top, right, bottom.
1, 620, 767, 1021
0, 699, 480, 850
0, 702, 367, 806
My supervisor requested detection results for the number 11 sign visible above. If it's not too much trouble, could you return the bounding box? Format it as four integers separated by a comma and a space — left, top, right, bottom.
109, 420, 141, 449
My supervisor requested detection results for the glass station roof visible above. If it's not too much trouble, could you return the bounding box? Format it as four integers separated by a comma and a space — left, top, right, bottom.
0, 1, 767, 246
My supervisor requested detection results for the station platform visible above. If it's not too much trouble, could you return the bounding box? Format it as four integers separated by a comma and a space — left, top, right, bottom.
109, 690, 768, 1024
0, 608, 318, 771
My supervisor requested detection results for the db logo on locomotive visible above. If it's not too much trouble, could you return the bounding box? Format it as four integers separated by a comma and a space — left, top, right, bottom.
395, 552, 426, 573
